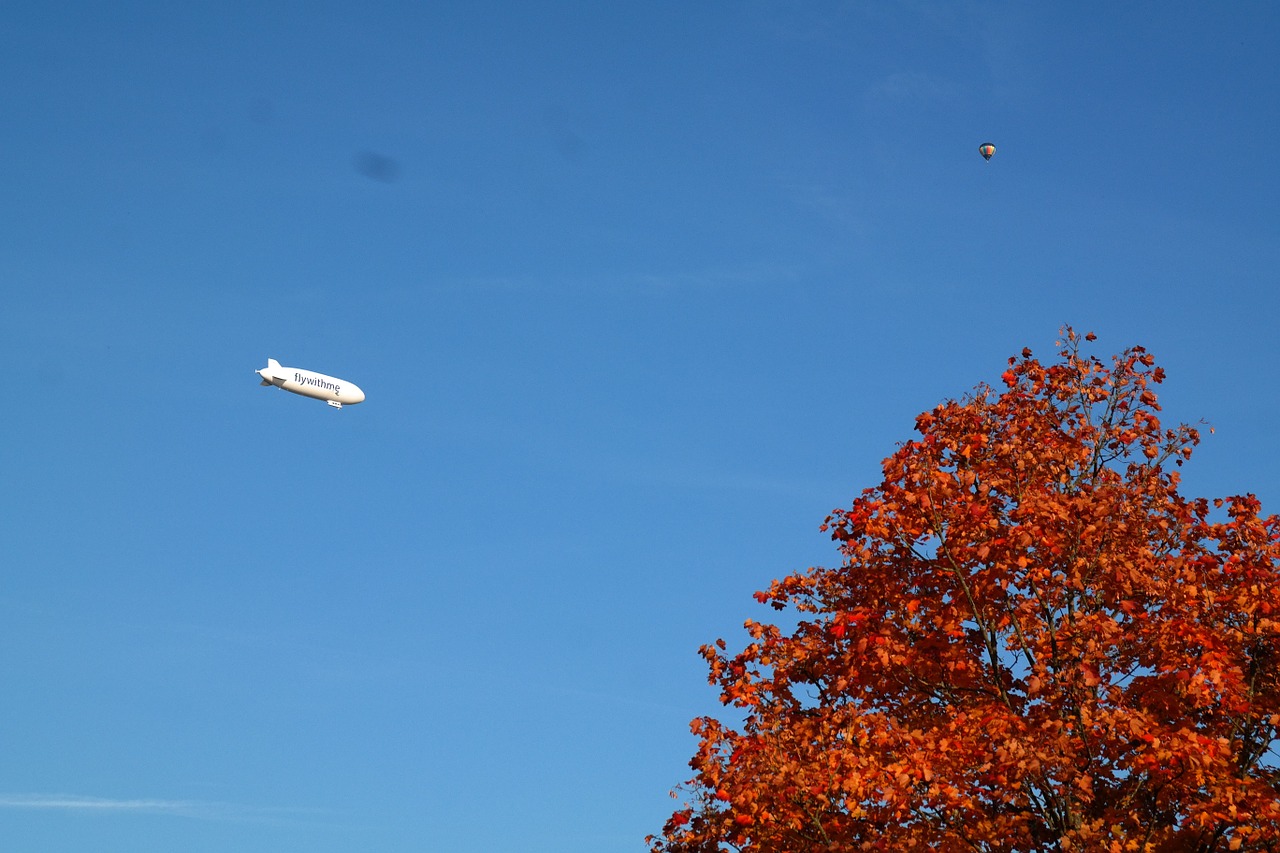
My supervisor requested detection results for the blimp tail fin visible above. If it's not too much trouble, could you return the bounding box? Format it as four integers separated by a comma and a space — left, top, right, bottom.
258, 358, 282, 386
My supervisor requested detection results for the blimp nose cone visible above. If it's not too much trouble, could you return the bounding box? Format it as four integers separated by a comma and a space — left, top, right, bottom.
351, 386, 366, 404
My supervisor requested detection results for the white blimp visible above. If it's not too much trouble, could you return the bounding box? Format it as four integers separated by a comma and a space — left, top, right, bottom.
256, 358, 365, 409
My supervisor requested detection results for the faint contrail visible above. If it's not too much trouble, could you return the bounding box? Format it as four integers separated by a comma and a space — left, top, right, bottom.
0, 794, 198, 813
0, 793, 335, 826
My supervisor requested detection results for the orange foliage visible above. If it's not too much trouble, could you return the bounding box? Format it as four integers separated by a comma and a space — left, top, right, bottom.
650, 329, 1280, 852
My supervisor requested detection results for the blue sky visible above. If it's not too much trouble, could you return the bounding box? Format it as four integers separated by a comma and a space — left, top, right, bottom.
2, 2, 1278, 851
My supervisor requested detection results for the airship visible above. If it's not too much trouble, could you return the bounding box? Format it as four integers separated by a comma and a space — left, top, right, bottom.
256, 358, 365, 409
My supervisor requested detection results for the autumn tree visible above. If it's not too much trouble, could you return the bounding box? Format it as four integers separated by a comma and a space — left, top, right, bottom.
651, 330, 1280, 852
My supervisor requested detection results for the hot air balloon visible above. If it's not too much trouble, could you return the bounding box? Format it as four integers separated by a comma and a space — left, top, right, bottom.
979, 142, 996, 162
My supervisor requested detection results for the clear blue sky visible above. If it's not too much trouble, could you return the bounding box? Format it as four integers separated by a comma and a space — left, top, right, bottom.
2, 3, 1277, 851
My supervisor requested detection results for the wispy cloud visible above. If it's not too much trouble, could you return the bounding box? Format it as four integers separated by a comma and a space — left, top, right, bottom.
0, 794, 202, 815
0, 794, 192, 809
0, 794, 327, 825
